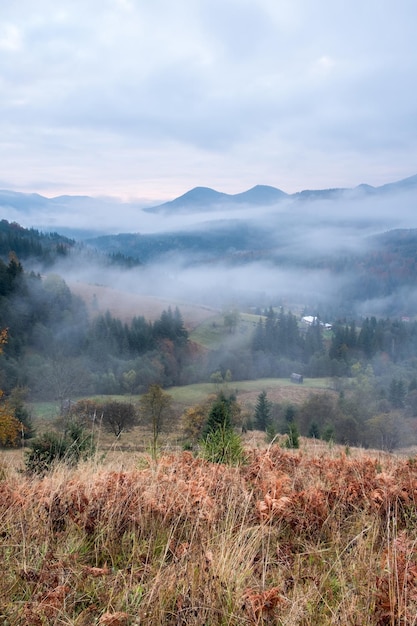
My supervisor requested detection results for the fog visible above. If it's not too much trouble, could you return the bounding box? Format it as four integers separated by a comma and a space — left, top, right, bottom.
3, 178, 417, 320
58, 256, 349, 314
4, 177, 417, 238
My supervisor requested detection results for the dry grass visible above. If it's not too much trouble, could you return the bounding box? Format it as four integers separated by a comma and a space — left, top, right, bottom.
1, 442, 417, 624
68, 281, 217, 329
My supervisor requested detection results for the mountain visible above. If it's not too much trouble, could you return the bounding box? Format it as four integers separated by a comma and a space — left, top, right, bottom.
144, 184, 288, 213
377, 173, 417, 193
148, 187, 230, 213
144, 174, 417, 214
231, 185, 288, 204
1, 174, 416, 240
0, 190, 49, 210
0, 191, 145, 239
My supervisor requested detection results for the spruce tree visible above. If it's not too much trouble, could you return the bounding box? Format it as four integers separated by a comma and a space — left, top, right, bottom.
254, 390, 271, 431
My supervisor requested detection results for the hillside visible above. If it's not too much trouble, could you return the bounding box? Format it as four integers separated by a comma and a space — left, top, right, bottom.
68, 280, 218, 328
0, 218, 75, 261
85, 220, 273, 264
1, 443, 417, 624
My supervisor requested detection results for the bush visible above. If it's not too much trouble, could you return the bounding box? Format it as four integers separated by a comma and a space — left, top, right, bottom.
200, 424, 246, 466
25, 421, 95, 475
284, 422, 300, 449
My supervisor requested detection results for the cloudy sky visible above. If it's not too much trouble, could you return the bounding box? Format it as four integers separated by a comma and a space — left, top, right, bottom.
1, 0, 416, 202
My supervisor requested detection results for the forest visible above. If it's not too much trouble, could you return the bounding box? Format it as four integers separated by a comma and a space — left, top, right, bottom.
1, 219, 417, 452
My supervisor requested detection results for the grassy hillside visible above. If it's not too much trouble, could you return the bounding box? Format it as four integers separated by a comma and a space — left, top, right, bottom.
68, 280, 218, 329
1, 442, 416, 624
190, 312, 260, 348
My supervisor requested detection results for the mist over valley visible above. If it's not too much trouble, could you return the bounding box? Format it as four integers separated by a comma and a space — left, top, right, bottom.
2, 175, 417, 453
2, 174, 417, 319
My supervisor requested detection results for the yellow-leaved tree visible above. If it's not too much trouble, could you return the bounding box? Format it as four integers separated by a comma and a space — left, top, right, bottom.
0, 329, 24, 447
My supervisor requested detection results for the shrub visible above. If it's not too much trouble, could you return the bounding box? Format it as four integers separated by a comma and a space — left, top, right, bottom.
25, 421, 95, 475
201, 423, 246, 466
284, 421, 300, 449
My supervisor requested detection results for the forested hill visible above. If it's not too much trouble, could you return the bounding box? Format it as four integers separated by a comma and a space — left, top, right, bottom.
86, 221, 270, 264
0, 219, 140, 269
0, 219, 75, 262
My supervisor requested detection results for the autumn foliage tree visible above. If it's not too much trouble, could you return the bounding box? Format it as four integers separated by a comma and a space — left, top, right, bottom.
0, 329, 25, 446
181, 396, 216, 446
0, 395, 23, 446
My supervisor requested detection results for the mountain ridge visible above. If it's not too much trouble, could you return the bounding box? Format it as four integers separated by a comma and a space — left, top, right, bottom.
1, 173, 416, 217
143, 174, 417, 214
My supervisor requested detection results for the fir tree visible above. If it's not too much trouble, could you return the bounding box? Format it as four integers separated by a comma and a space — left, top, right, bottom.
254, 390, 272, 431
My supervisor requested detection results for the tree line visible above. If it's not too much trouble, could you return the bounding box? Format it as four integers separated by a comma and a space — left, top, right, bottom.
0, 257, 194, 407
247, 307, 417, 380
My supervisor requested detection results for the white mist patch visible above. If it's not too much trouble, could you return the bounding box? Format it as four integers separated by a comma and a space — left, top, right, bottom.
54, 254, 350, 316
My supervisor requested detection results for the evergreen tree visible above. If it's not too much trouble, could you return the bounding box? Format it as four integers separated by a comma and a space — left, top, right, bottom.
304, 318, 323, 360
285, 421, 300, 448
252, 318, 265, 352
284, 404, 296, 424
389, 378, 406, 408
254, 390, 271, 431
308, 421, 320, 439
203, 392, 233, 436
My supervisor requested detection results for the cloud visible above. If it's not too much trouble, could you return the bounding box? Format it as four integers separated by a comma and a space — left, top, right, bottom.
0, 23, 23, 51
1, 0, 417, 199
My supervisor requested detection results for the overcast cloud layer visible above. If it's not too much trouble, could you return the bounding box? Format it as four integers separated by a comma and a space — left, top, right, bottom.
1, 0, 417, 201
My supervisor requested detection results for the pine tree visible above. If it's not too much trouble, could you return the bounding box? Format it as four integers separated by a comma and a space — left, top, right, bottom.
389, 378, 406, 408
254, 390, 272, 431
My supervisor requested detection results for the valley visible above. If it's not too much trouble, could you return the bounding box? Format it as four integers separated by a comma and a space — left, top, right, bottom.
2, 173, 417, 456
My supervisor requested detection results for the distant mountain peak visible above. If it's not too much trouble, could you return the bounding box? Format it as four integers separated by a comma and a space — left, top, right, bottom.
144, 184, 288, 213
378, 173, 417, 192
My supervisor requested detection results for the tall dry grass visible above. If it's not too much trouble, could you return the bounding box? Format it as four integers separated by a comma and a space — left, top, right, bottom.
1, 444, 417, 624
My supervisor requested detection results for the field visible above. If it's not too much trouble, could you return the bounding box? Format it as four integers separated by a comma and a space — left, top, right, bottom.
30, 377, 334, 441
167, 377, 333, 410
68, 281, 218, 329
10, 281, 417, 623
1, 441, 417, 625
190, 312, 262, 348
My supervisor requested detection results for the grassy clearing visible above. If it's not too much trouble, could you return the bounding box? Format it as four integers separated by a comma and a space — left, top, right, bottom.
189, 314, 230, 348
30, 378, 333, 423
1, 442, 417, 624
190, 312, 258, 349
167, 377, 332, 410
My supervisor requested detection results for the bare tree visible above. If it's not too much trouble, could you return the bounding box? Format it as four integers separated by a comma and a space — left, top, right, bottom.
140, 384, 172, 459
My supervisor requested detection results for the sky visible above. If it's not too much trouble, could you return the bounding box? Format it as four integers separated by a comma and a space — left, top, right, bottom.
1, 0, 417, 202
